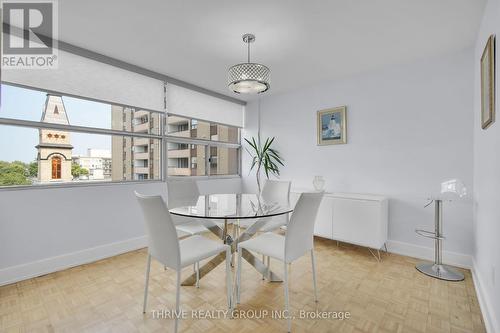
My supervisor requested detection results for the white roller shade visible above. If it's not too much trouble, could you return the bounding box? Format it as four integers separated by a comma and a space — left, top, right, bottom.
167, 83, 244, 127
2, 49, 165, 112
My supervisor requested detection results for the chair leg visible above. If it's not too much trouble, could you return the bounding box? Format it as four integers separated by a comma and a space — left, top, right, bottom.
195, 262, 200, 288
231, 226, 237, 267
226, 247, 232, 310
283, 261, 291, 333
262, 254, 266, 280
237, 219, 241, 239
311, 249, 318, 303
267, 256, 271, 280
237, 247, 242, 304
143, 254, 152, 314
174, 270, 181, 333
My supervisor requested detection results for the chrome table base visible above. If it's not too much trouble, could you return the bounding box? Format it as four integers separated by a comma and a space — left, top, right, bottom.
181, 218, 282, 286
415, 199, 464, 282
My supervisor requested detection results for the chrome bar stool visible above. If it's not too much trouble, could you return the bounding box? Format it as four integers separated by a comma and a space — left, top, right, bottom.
415, 179, 467, 281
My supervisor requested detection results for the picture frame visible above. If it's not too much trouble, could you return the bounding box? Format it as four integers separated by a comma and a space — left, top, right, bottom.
317, 106, 347, 145
481, 34, 496, 130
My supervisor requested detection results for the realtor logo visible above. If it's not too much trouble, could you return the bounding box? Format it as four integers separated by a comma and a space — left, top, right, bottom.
1, 0, 58, 69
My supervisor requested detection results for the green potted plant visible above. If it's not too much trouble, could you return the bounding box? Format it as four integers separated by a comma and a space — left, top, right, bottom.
245, 136, 284, 194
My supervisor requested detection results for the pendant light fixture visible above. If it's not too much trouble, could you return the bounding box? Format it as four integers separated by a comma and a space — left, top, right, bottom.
228, 33, 270, 94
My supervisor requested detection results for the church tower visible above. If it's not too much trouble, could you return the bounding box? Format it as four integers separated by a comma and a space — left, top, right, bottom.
36, 95, 73, 183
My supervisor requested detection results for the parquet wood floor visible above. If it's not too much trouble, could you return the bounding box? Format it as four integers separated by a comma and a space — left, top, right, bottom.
0, 236, 485, 333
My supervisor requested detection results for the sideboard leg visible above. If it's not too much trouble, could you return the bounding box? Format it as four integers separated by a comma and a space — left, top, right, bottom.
368, 248, 381, 262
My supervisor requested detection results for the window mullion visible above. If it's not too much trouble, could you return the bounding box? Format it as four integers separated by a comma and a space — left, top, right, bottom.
206, 145, 210, 177
0, 117, 162, 139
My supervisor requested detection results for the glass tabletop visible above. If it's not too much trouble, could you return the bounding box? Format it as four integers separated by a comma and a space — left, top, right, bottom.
169, 193, 293, 219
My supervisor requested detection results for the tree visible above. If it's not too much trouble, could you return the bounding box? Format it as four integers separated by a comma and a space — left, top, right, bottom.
0, 161, 32, 186
28, 162, 38, 178
71, 163, 89, 179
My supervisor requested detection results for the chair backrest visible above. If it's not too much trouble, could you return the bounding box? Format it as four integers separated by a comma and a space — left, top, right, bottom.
285, 192, 324, 262
167, 179, 200, 208
197, 178, 243, 195
261, 179, 291, 205
135, 191, 180, 269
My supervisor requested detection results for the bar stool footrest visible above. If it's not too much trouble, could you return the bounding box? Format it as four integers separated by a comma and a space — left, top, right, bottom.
415, 228, 445, 240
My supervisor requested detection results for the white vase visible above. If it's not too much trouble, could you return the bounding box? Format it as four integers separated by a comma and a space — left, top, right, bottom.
313, 176, 325, 191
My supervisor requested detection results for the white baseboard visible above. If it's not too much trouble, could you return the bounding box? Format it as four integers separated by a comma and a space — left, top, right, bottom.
0, 236, 147, 287
472, 259, 499, 333
386, 240, 472, 269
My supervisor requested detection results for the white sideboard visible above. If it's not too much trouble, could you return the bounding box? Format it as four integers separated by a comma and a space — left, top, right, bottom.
290, 191, 388, 250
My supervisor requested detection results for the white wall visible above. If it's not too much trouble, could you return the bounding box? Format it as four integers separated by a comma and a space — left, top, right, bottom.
243, 49, 474, 263
0, 177, 243, 285
473, 0, 500, 331
0, 182, 167, 285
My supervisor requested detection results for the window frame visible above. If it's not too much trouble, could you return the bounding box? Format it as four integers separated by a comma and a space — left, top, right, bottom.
0, 82, 242, 191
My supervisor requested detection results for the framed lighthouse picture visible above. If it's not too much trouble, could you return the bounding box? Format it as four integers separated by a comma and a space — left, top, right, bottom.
317, 106, 347, 145
481, 34, 495, 130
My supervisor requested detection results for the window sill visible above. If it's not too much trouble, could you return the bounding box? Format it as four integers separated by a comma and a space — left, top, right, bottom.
0, 175, 242, 191
0, 179, 165, 191
167, 175, 241, 180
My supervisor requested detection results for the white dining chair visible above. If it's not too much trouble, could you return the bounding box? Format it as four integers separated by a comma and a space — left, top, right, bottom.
195, 179, 240, 231
167, 180, 212, 284
167, 179, 210, 236
238, 179, 291, 232
135, 192, 232, 333
236, 192, 323, 332
238, 179, 291, 278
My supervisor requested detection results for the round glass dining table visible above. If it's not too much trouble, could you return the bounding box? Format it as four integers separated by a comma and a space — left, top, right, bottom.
169, 193, 293, 285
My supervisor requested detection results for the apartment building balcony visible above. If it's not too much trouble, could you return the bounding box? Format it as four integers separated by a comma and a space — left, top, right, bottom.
133, 110, 149, 118
134, 152, 149, 160
167, 115, 189, 125
133, 138, 150, 146
134, 167, 149, 175
168, 167, 191, 176
169, 129, 190, 138
168, 149, 190, 158
134, 122, 149, 133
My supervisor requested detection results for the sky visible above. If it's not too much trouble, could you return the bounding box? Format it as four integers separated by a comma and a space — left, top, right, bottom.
0, 84, 112, 163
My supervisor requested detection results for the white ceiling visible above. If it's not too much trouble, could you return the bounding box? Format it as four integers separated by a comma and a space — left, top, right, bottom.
58, 0, 485, 102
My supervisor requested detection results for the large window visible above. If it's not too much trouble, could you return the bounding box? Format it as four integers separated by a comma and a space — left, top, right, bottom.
0, 84, 162, 187
0, 84, 242, 188
166, 115, 240, 177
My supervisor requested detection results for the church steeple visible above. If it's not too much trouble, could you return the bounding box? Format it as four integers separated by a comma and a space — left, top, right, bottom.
36, 95, 73, 183
40, 95, 70, 125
